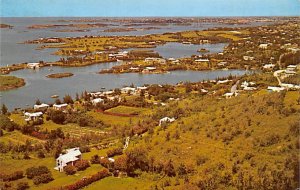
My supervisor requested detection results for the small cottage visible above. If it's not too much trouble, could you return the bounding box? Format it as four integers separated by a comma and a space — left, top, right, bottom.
55, 148, 82, 172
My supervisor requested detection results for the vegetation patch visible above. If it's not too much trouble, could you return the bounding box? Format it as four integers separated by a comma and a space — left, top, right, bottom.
0, 75, 25, 91
46, 72, 74, 79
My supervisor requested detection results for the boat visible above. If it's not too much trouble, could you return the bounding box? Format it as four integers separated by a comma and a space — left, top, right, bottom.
101, 87, 106, 89
51, 95, 59, 98
197, 48, 209, 53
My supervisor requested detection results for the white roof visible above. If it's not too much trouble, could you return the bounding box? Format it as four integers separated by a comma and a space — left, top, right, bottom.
145, 67, 156, 70
57, 148, 81, 163
34, 103, 49, 109
53, 103, 68, 108
122, 87, 136, 91
92, 98, 104, 104
24, 112, 43, 117
195, 59, 209, 62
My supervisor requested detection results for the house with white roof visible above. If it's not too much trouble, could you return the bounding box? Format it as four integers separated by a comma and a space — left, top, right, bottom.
159, 117, 175, 126
267, 86, 285, 92
24, 112, 43, 122
27, 62, 40, 69
91, 98, 104, 105
53, 103, 68, 111
34, 103, 49, 111
195, 59, 209, 62
121, 87, 136, 94
263, 64, 275, 69
259, 44, 268, 49
55, 148, 82, 172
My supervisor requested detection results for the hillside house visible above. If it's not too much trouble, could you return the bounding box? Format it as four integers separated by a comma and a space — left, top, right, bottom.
55, 148, 82, 172
34, 103, 49, 111
91, 98, 104, 105
259, 44, 268, 49
27, 62, 40, 69
53, 103, 68, 111
159, 117, 175, 126
24, 112, 43, 122
121, 87, 136, 94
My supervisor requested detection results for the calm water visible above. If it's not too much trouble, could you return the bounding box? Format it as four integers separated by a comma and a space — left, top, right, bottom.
1, 63, 248, 110
0, 17, 270, 66
0, 17, 267, 110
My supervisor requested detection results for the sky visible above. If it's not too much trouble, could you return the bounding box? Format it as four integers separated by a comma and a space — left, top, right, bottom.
1, 0, 300, 17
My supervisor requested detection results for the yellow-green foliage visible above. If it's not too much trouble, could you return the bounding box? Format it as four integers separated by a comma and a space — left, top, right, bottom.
0, 75, 25, 90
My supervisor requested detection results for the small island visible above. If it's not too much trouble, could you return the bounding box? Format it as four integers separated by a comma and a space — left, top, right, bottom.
46, 72, 74, 79
0, 75, 25, 91
0, 24, 13, 29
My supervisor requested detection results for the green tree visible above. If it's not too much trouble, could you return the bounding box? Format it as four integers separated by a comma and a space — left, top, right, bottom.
1, 104, 8, 115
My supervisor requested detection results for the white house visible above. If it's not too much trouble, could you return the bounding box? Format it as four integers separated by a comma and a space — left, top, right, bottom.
34, 103, 49, 111
223, 92, 236, 99
24, 112, 43, 122
121, 87, 136, 94
55, 148, 82, 172
217, 79, 232, 84
259, 44, 268, 49
53, 103, 68, 111
159, 117, 175, 126
267, 86, 285, 92
195, 59, 209, 62
263, 64, 275, 69
27, 62, 40, 69
91, 98, 104, 105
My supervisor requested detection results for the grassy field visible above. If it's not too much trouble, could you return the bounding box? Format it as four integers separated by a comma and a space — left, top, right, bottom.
106, 105, 151, 115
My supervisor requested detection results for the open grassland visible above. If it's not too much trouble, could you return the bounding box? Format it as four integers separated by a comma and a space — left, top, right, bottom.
0, 130, 44, 145
106, 105, 151, 115
87, 110, 139, 127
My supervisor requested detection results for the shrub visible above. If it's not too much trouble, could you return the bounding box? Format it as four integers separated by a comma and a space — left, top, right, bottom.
90, 154, 100, 164
74, 160, 90, 171
106, 147, 123, 157
16, 182, 29, 190
33, 173, 53, 185
50, 110, 66, 124
65, 168, 110, 190
37, 150, 45, 158
26, 166, 50, 179
196, 155, 209, 166
0, 171, 24, 181
100, 158, 111, 168
64, 165, 76, 175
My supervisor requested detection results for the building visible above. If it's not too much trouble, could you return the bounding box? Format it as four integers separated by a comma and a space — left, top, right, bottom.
267, 86, 285, 92
121, 87, 136, 94
259, 44, 268, 49
27, 62, 40, 69
159, 117, 175, 126
91, 98, 104, 105
263, 64, 275, 69
53, 103, 68, 111
195, 59, 209, 62
24, 112, 43, 122
33, 103, 49, 111
55, 148, 82, 172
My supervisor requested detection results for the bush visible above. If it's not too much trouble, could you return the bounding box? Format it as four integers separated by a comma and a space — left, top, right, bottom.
90, 154, 100, 164
64, 165, 76, 175
0, 171, 24, 182
26, 166, 50, 179
50, 110, 66, 124
17, 182, 29, 190
33, 173, 53, 185
74, 160, 90, 171
65, 168, 110, 190
37, 150, 45, 158
106, 147, 123, 157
